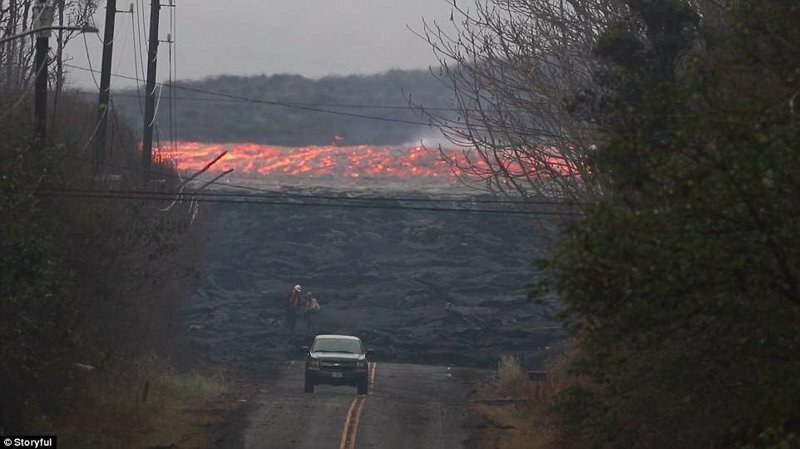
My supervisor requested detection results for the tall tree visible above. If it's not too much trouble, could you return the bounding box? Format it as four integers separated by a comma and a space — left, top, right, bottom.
550, 1, 800, 447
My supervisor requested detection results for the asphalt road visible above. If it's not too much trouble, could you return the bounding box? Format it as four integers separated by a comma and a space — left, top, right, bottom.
243, 362, 482, 449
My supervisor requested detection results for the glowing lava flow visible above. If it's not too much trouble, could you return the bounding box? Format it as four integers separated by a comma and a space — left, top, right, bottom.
161, 142, 583, 190
166, 142, 459, 180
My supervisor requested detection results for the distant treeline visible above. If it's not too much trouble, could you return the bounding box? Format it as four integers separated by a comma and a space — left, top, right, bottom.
110, 69, 455, 146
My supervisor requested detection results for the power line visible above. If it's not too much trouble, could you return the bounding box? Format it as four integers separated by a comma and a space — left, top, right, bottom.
43, 121, 578, 208
81, 34, 101, 89
166, 2, 174, 156
113, 12, 132, 74
74, 155, 580, 207
41, 184, 581, 207
133, 0, 147, 118
64, 63, 434, 127
129, 2, 145, 119
170, 0, 178, 157
27, 187, 582, 216
62, 63, 563, 138
57, 104, 580, 209
70, 90, 464, 111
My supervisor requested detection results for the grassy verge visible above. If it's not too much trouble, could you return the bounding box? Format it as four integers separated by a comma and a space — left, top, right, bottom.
56, 355, 236, 449
472, 354, 575, 449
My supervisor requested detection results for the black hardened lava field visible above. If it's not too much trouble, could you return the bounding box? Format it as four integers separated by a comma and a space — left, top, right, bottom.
179, 189, 565, 369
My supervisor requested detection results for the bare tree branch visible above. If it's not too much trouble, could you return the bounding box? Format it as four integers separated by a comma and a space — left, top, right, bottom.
415, 0, 627, 202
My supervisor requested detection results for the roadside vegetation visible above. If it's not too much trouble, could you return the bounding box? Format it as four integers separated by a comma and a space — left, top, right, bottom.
431, 1, 800, 448
474, 355, 557, 449
475, 350, 582, 449
1, 3, 228, 444
59, 355, 229, 448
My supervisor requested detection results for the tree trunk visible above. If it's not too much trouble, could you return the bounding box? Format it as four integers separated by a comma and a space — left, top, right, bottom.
52, 0, 65, 127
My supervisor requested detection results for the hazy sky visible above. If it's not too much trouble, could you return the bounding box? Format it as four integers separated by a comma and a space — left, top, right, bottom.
65, 0, 453, 89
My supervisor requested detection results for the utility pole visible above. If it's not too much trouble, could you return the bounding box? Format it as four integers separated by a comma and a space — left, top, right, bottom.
93, 0, 118, 175
33, 0, 53, 142
141, 0, 161, 184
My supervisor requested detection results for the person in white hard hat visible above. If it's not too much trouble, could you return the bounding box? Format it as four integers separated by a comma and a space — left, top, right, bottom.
285, 284, 302, 330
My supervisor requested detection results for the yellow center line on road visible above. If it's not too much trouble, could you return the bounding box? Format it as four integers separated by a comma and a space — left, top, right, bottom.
337, 362, 377, 449
369, 361, 377, 390
347, 397, 366, 449
338, 398, 359, 449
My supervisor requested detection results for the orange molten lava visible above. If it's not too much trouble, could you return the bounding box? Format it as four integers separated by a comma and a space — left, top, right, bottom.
162, 142, 582, 188
166, 142, 458, 180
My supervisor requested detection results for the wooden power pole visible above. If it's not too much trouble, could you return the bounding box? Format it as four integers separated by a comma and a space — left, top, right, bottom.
93, 0, 118, 175
141, 0, 161, 184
